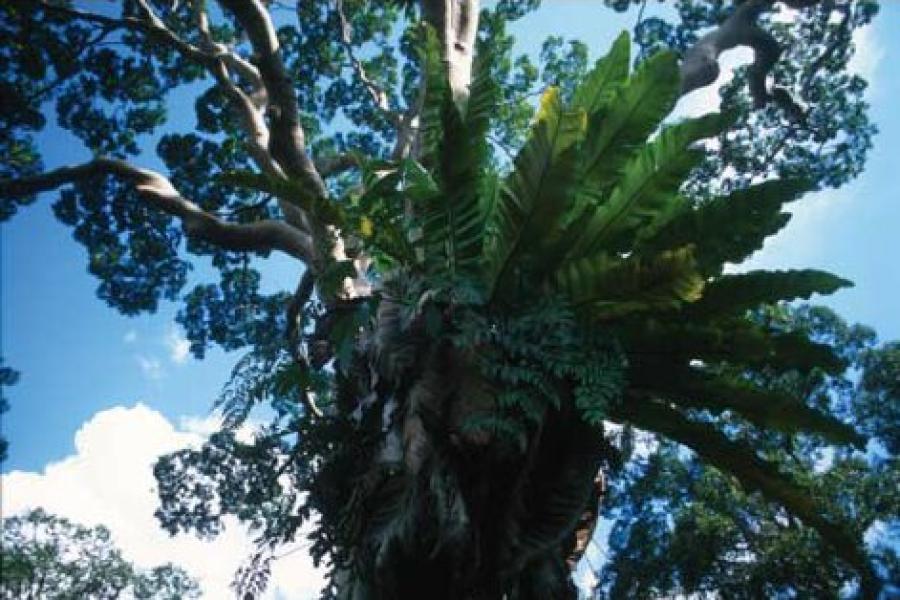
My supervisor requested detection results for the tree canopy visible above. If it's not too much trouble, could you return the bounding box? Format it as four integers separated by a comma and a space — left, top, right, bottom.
0, 508, 200, 599
0, 1, 896, 598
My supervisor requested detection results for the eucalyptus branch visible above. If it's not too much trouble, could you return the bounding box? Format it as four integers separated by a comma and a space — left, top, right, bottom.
33, 0, 210, 68
0, 159, 314, 262
191, 0, 264, 97
31, 0, 280, 177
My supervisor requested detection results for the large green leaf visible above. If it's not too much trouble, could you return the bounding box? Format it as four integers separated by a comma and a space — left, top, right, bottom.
687, 269, 853, 318
484, 87, 586, 300
418, 26, 450, 169
620, 318, 845, 375
420, 96, 487, 280
577, 49, 681, 195
633, 366, 865, 447
569, 112, 727, 257
571, 31, 630, 116
417, 30, 497, 284
552, 246, 703, 319
611, 398, 877, 592
639, 178, 812, 274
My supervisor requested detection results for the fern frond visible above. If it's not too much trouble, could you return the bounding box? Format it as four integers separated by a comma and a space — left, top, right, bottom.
688, 269, 853, 318
570, 112, 727, 257
577, 49, 681, 195
484, 87, 586, 300
621, 319, 845, 375
571, 31, 630, 115
552, 246, 703, 319
634, 367, 865, 447
639, 178, 812, 274
417, 30, 496, 284
612, 398, 876, 588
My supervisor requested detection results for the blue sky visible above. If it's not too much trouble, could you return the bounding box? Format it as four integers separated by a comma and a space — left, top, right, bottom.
1, 3, 898, 597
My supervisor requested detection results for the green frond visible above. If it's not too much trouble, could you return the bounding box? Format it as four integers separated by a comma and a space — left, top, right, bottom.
463, 48, 500, 144
571, 31, 630, 116
621, 318, 845, 375
639, 178, 812, 274
769, 331, 847, 374
688, 269, 853, 318
421, 117, 487, 279
634, 367, 865, 447
418, 25, 450, 168
552, 246, 704, 319
612, 398, 877, 587
483, 87, 586, 300
577, 49, 681, 195
417, 33, 496, 284
569, 112, 728, 257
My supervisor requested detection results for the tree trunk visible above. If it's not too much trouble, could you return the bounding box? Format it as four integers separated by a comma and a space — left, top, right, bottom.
332, 324, 608, 598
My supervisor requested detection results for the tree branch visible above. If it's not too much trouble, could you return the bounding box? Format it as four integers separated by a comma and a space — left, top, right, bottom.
0, 160, 314, 262
334, 0, 400, 126
32, 0, 282, 178
285, 269, 324, 418
33, 0, 211, 68
679, 0, 811, 120
191, 0, 264, 95
217, 0, 327, 197
421, 0, 480, 106
314, 153, 360, 178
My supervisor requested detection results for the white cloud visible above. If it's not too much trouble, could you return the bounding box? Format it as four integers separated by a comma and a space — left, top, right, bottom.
179, 413, 259, 445
2, 404, 325, 599
135, 355, 165, 380
165, 327, 192, 365
123, 330, 138, 344
847, 23, 883, 83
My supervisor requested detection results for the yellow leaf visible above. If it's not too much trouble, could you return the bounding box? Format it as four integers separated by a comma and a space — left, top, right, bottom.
360, 216, 374, 238
537, 86, 560, 122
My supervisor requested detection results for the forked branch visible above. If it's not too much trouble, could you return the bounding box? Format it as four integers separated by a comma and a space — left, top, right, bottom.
217, 0, 327, 196
679, 0, 812, 119
0, 159, 314, 262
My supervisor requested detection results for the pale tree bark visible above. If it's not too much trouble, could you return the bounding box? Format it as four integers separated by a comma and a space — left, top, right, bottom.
422, 0, 481, 106
0, 159, 314, 262
679, 0, 827, 118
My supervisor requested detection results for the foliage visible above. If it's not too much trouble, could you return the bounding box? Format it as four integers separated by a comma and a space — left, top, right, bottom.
0, 508, 199, 599
596, 306, 900, 599
0, 1, 894, 599
155, 29, 886, 598
605, 0, 879, 194
0, 361, 19, 463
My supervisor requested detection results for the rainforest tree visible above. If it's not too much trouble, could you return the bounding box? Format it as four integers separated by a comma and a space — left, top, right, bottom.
0, 508, 199, 599
0, 0, 893, 598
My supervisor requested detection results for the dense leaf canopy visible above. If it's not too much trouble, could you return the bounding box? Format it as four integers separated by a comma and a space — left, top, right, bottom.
0, 508, 200, 599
